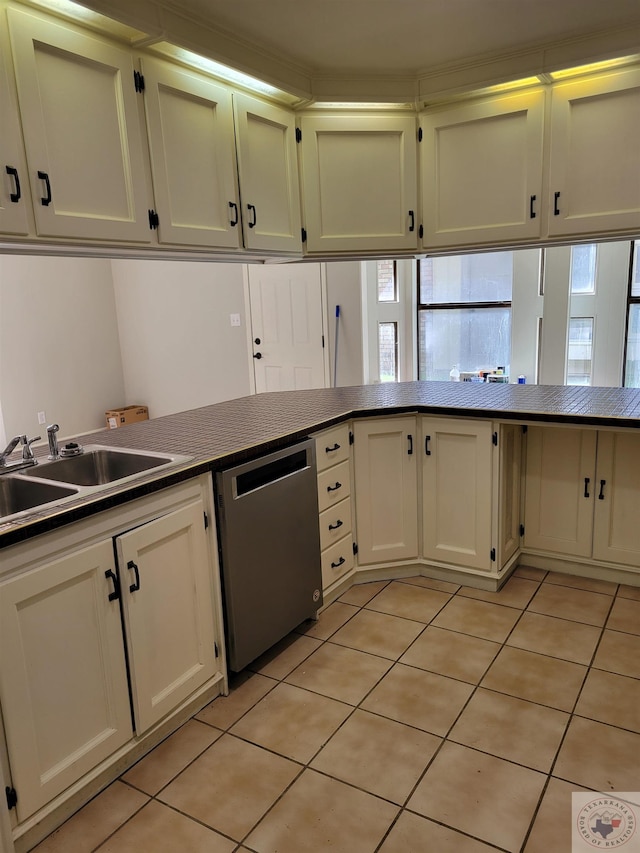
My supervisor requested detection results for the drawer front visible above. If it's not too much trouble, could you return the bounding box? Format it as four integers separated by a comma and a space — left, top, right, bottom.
317, 460, 351, 512
315, 424, 350, 472
321, 535, 354, 588
319, 497, 352, 551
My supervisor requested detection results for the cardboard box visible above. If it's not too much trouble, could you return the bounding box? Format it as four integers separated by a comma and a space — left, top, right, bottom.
105, 405, 149, 429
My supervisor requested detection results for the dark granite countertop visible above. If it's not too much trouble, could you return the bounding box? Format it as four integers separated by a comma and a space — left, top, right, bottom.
2, 380, 640, 548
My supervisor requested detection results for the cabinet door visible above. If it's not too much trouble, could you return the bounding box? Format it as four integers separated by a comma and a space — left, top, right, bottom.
548, 67, 640, 237
0, 541, 132, 820
116, 501, 217, 735
592, 430, 640, 566
422, 417, 493, 571
233, 93, 302, 253
8, 8, 150, 243
0, 38, 30, 235
140, 56, 241, 249
299, 113, 418, 253
498, 423, 523, 568
353, 417, 418, 564
523, 426, 596, 557
420, 90, 544, 247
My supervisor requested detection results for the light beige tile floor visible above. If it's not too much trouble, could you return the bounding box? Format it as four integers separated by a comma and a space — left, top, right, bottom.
32, 569, 640, 853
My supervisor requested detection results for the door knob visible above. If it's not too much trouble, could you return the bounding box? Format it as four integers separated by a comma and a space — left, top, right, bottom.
254, 338, 261, 345
253, 352, 262, 359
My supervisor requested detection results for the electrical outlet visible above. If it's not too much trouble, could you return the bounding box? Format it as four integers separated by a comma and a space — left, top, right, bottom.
37, 411, 46, 425
230, 313, 241, 327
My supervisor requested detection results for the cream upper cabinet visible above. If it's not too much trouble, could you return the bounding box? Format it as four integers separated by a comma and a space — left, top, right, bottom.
140, 56, 241, 249
233, 93, 302, 253
421, 416, 494, 571
0, 540, 132, 820
115, 500, 218, 735
592, 430, 640, 567
298, 113, 419, 254
547, 67, 640, 237
420, 89, 545, 248
0, 35, 30, 236
7, 7, 151, 243
523, 426, 597, 558
352, 416, 418, 565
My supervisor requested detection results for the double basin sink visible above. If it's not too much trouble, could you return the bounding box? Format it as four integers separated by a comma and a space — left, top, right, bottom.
0, 446, 193, 524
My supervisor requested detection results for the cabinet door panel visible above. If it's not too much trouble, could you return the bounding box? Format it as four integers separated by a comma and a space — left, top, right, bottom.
0, 37, 30, 235
8, 8, 150, 242
300, 114, 418, 253
421, 90, 544, 247
233, 93, 302, 252
116, 501, 216, 735
422, 417, 493, 571
524, 427, 596, 557
141, 57, 241, 248
548, 68, 640, 236
0, 542, 131, 819
593, 431, 640, 566
498, 423, 523, 568
353, 417, 418, 564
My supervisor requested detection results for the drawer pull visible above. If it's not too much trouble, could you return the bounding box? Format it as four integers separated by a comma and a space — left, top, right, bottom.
328, 519, 343, 531
327, 482, 342, 492
105, 569, 120, 602
408, 434, 413, 455
598, 479, 606, 500
228, 200, 238, 226
530, 194, 536, 219
38, 170, 52, 206
331, 556, 346, 569
6, 165, 21, 202
425, 435, 431, 456
325, 443, 340, 452
553, 191, 561, 216
127, 559, 141, 593
584, 477, 590, 498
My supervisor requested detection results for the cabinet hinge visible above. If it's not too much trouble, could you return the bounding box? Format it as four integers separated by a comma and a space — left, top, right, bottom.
301, 227, 307, 242
418, 127, 423, 142
148, 209, 159, 230
353, 541, 358, 555
519, 523, 525, 537
133, 70, 145, 93
295, 127, 302, 143
492, 432, 498, 446
349, 431, 354, 445
5, 787, 17, 811
418, 223, 423, 239
522, 425, 528, 434
490, 547, 496, 562
203, 512, 209, 530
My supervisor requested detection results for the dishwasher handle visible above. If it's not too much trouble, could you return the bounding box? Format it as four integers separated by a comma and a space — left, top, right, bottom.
233, 446, 311, 497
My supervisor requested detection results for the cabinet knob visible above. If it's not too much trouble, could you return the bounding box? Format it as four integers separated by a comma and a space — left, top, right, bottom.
253, 352, 262, 359
254, 338, 261, 345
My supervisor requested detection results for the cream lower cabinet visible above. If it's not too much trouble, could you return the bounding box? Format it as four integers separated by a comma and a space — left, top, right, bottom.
421, 417, 494, 572
0, 478, 223, 828
524, 426, 640, 571
352, 417, 418, 565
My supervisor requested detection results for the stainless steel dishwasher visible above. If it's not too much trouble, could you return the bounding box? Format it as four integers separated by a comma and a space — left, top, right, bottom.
216, 439, 322, 671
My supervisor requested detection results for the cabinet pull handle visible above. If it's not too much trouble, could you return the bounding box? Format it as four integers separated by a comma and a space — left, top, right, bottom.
228, 201, 238, 226
529, 194, 536, 219
331, 556, 346, 569
327, 482, 342, 492
584, 477, 590, 498
325, 443, 340, 453
5, 166, 21, 202
408, 434, 413, 455
408, 210, 415, 232
553, 191, 561, 216
37, 170, 52, 206
127, 559, 141, 593
105, 569, 120, 601
253, 351, 262, 359
328, 519, 343, 530
248, 204, 257, 228
598, 479, 606, 500
425, 435, 431, 456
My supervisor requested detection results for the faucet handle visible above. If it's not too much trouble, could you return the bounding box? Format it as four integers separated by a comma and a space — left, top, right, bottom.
21, 434, 41, 460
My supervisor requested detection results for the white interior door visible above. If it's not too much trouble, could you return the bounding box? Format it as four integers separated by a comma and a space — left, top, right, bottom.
247, 264, 328, 392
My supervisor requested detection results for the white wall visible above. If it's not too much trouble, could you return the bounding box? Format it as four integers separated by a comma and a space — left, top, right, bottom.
325, 261, 364, 386
0, 255, 125, 445
111, 259, 251, 418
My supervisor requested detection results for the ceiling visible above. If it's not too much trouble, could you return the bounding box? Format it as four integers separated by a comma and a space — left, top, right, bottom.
79, 0, 640, 101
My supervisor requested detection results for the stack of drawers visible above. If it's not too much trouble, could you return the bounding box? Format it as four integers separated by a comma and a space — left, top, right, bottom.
314, 423, 355, 590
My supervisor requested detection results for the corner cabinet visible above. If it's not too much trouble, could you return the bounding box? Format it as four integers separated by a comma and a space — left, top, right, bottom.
7, 7, 151, 243
420, 89, 545, 248
298, 112, 419, 254
0, 476, 225, 833
546, 67, 640, 238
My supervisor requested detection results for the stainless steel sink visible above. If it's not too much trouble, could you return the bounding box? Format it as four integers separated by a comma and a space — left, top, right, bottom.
25, 446, 187, 487
0, 475, 79, 520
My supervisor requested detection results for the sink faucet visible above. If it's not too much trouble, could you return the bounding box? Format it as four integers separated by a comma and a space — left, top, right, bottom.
47, 423, 60, 459
0, 435, 22, 466
0, 434, 41, 470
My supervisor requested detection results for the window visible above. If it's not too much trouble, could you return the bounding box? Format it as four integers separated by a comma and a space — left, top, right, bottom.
377, 260, 397, 302
417, 253, 512, 381
624, 242, 640, 387
566, 317, 594, 385
570, 244, 597, 294
378, 321, 398, 382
